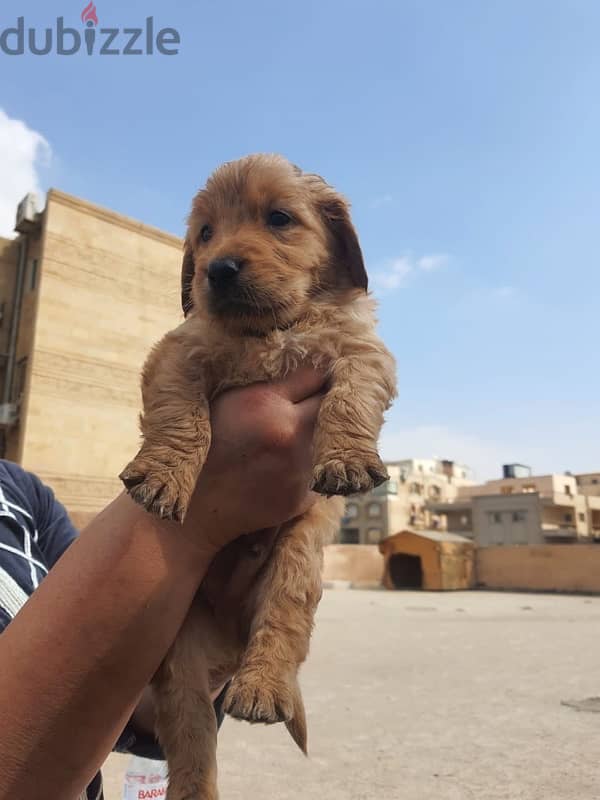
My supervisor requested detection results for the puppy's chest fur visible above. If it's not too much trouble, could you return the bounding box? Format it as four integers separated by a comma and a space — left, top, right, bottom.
182, 293, 377, 394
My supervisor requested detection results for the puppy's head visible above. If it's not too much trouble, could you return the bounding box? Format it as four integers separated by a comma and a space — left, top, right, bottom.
181, 154, 367, 335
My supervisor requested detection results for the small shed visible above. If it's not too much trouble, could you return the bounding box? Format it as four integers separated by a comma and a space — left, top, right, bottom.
378, 530, 475, 591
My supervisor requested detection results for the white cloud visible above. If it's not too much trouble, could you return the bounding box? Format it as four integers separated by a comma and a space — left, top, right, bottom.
0, 109, 50, 238
416, 253, 448, 272
373, 256, 413, 290
372, 252, 449, 292
369, 193, 393, 209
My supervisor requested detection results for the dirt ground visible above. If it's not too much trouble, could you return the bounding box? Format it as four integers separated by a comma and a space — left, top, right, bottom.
103, 589, 600, 799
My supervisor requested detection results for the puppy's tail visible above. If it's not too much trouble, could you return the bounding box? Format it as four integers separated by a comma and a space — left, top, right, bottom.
285, 679, 308, 756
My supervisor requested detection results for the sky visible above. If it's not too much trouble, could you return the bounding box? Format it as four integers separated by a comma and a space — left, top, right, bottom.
1, 0, 599, 480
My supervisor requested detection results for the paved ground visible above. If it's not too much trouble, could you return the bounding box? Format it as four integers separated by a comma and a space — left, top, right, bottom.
103, 590, 600, 799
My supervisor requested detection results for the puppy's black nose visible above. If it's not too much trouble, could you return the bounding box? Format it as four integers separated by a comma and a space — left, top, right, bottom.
207, 258, 241, 290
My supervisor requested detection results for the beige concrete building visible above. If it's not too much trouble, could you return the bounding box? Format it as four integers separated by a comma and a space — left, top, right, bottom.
0, 190, 184, 527
576, 472, 600, 537
431, 466, 600, 546
338, 458, 473, 545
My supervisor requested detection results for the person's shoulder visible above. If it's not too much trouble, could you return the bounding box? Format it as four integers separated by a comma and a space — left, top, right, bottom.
0, 458, 28, 484
0, 459, 78, 565
0, 459, 40, 510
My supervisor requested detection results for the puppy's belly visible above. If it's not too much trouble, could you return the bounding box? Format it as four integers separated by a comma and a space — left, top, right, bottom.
197, 531, 276, 691
187, 592, 244, 692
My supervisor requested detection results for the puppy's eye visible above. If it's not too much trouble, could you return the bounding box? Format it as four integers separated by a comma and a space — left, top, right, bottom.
268, 210, 292, 228
200, 225, 213, 243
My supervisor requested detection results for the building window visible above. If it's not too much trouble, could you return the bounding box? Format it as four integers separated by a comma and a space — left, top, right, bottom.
501, 486, 513, 495
512, 511, 527, 523
428, 485, 441, 500
579, 513, 585, 522
564, 513, 573, 523
340, 528, 360, 544
29, 259, 39, 291
409, 482, 423, 495
564, 485, 572, 496
367, 528, 382, 544
345, 503, 359, 520
367, 503, 382, 518
489, 512, 502, 524
592, 479, 599, 485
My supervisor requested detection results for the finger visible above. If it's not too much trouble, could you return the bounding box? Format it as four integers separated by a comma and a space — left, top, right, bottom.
270, 366, 328, 403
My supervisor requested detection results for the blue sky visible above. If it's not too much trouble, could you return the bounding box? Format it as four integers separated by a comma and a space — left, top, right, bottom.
1, 0, 599, 479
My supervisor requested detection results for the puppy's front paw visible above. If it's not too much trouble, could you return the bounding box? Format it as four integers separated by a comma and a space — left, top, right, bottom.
224, 671, 295, 725
311, 452, 389, 496
119, 454, 193, 523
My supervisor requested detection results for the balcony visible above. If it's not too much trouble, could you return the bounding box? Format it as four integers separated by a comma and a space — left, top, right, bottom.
541, 524, 578, 540
540, 492, 576, 507
426, 499, 471, 514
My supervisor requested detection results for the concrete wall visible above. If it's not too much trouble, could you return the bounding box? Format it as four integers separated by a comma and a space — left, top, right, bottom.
323, 544, 385, 587
18, 190, 183, 521
577, 473, 600, 497
459, 473, 578, 500
476, 545, 600, 593
473, 493, 542, 546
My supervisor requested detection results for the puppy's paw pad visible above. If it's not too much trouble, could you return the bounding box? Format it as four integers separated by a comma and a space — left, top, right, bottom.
119, 461, 189, 523
224, 676, 293, 724
311, 453, 388, 496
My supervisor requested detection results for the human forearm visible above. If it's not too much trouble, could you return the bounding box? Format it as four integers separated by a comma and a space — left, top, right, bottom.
0, 367, 325, 800
0, 493, 212, 800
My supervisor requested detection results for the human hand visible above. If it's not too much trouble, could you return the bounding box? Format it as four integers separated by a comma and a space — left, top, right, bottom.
181, 367, 326, 557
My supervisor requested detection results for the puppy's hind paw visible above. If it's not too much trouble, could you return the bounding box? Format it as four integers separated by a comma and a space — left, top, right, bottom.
311, 452, 389, 496
223, 673, 294, 725
119, 457, 191, 523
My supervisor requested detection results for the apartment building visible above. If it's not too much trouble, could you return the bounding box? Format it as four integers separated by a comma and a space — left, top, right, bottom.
339, 458, 473, 544
576, 472, 600, 536
430, 465, 600, 546
0, 191, 183, 527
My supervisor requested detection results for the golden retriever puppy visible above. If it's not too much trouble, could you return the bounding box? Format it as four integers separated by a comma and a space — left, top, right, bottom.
120, 154, 397, 800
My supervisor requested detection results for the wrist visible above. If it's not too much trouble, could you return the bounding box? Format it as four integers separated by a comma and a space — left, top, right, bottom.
111, 493, 216, 581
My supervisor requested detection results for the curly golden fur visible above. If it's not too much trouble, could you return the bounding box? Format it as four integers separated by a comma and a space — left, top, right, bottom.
120, 154, 397, 800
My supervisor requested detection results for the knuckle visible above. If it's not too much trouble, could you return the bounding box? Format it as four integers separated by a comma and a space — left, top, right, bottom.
262, 417, 298, 452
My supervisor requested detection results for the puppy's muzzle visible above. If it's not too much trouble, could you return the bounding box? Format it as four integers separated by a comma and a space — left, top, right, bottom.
208, 257, 243, 293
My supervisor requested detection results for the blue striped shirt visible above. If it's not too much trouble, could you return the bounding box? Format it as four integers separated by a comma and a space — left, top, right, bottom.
0, 459, 163, 800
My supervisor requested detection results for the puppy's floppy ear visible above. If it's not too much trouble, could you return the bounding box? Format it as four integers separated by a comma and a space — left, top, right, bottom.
181, 239, 195, 316
318, 191, 368, 291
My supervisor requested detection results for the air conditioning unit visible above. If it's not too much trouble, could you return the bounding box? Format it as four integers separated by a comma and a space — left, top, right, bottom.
15, 193, 39, 234
0, 403, 17, 428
